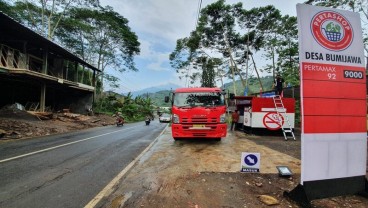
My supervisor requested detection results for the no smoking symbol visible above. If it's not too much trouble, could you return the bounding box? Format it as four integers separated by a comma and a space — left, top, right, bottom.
263, 112, 284, 130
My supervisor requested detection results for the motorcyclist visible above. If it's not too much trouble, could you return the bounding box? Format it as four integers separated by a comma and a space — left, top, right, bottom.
115, 112, 124, 126
145, 116, 151, 125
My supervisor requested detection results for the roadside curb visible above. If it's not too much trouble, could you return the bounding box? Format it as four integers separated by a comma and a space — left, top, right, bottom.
84, 124, 170, 208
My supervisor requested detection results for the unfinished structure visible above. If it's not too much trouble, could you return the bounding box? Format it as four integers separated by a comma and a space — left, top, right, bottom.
0, 12, 100, 114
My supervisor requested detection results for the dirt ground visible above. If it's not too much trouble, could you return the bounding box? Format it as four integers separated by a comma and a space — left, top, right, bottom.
100, 129, 368, 208
0, 108, 116, 140
1, 108, 368, 207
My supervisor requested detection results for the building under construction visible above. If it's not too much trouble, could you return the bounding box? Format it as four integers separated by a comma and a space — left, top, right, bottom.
0, 12, 100, 114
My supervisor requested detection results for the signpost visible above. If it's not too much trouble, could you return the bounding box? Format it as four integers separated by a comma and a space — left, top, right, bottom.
286, 4, 367, 206
241, 152, 260, 173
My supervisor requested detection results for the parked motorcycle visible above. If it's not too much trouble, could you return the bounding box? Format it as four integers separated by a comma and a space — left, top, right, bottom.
116, 116, 124, 127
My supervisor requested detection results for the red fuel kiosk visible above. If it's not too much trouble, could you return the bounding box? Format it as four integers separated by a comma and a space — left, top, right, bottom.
234, 96, 295, 132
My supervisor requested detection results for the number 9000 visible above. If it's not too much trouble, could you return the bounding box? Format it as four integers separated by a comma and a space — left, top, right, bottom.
344, 70, 363, 79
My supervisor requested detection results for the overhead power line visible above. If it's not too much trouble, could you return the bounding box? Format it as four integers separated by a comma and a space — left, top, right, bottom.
186, 0, 203, 87
195, 0, 203, 29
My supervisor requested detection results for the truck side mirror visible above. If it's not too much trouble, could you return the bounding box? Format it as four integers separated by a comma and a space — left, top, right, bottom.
164, 96, 170, 103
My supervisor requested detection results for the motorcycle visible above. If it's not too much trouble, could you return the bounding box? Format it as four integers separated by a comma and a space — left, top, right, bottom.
116, 116, 124, 127
145, 118, 150, 126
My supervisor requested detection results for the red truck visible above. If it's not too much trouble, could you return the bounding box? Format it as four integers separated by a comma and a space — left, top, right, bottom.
165, 87, 227, 140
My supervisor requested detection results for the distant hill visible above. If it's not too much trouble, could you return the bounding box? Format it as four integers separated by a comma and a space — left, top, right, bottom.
147, 76, 274, 107
149, 90, 172, 107
111, 76, 275, 108
127, 83, 182, 97
223, 76, 274, 95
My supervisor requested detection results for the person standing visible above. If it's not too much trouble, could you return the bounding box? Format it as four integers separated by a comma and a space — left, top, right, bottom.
231, 110, 239, 131
273, 73, 286, 96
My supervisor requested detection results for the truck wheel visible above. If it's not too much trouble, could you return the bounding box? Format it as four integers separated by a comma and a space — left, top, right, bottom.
214, 138, 221, 141
173, 137, 180, 141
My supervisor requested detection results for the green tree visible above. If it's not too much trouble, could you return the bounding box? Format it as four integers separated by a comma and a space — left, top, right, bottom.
275, 15, 299, 86
58, 6, 140, 92
254, 6, 282, 79
0, 1, 15, 17
6, 0, 98, 39
3, 1, 140, 92
236, 5, 280, 91
200, 57, 222, 87
170, 0, 246, 93
198, 0, 247, 92
123, 92, 134, 105
170, 1, 295, 94
96, 91, 155, 122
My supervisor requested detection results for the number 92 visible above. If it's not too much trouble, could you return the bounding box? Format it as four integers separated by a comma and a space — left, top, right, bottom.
327, 73, 336, 79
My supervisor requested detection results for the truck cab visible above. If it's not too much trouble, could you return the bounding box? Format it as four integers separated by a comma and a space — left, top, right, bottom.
165, 87, 227, 140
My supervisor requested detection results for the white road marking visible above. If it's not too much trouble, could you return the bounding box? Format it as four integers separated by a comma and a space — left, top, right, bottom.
84, 124, 169, 208
0, 126, 136, 163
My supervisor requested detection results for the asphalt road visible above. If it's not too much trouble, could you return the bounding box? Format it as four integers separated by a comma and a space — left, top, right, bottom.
0, 119, 167, 208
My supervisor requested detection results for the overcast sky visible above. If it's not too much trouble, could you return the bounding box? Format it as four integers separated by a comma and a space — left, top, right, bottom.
100, 0, 305, 93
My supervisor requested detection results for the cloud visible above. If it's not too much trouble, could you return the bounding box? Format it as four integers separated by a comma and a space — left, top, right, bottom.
136, 39, 170, 71
138, 39, 153, 58
101, 0, 197, 43
146, 52, 171, 71
100, 0, 305, 92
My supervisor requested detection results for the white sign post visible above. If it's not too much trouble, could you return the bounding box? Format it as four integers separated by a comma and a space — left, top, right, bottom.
285, 4, 367, 207
241, 152, 260, 173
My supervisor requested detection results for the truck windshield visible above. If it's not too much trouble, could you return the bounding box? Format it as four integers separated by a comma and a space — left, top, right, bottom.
173, 92, 224, 107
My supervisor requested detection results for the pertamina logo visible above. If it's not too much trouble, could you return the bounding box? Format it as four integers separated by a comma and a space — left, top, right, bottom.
311, 11, 353, 51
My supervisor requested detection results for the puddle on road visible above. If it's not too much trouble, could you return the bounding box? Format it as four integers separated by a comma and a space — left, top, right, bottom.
110, 191, 132, 208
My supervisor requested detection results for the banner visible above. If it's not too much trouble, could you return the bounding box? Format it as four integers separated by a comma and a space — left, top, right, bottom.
297, 4, 366, 185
